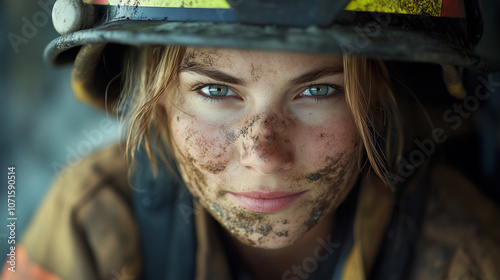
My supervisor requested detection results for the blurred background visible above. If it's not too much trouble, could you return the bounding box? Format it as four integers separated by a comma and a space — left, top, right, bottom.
1, 0, 120, 265
0, 0, 499, 269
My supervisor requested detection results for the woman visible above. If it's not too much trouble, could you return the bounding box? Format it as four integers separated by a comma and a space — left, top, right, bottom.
121, 47, 394, 279
2, 0, 499, 279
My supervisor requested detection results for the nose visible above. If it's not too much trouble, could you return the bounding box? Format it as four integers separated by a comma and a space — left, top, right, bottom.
239, 113, 294, 175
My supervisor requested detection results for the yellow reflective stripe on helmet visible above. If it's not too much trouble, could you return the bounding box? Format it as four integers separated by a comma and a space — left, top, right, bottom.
345, 0, 443, 17
85, 0, 230, 8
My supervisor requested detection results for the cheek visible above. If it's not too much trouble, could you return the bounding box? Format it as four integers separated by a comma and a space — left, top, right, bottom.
169, 110, 234, 194
292, 114, 361, 225
298, 113, 359, 169
168, 105, 361, 248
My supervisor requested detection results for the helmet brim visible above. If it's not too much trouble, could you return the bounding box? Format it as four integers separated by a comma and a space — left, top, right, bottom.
44, 20, 498, 111
44, 21, 496, 71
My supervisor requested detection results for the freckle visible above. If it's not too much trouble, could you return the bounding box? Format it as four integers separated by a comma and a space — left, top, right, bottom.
284, 139, 291, 144
177, 116, 180, 122
251, 64, 261, 82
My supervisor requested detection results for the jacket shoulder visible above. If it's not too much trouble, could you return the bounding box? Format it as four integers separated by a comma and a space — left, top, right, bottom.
409, 162, 500, 280
52, 143, 131, 202
16, 144, 141, 280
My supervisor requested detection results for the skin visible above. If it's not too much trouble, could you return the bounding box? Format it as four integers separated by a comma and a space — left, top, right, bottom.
164, 47, 361, 278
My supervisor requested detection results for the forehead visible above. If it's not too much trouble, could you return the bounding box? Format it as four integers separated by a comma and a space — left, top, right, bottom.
182, 47, 343, 73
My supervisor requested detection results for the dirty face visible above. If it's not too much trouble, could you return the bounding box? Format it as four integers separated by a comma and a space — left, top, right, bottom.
164, 47, 361, 249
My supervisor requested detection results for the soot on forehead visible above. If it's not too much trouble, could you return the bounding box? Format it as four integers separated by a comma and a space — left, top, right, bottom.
182, 48, 228, 69
182, 52, 196, 68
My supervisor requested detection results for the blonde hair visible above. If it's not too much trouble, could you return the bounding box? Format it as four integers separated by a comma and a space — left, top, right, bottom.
344, 57, 403, 183
118, 45, 186, 175
119, 46, 403, 186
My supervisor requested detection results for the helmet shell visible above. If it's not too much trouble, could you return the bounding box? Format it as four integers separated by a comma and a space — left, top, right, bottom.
45, 0, 497, 110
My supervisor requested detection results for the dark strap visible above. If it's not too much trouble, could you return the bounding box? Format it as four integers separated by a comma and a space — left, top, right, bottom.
328, 180, 360, 280
131, 146, 197, 280
368, 172, 431, 280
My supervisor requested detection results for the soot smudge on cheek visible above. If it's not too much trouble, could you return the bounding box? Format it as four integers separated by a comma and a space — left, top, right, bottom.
308, 203, 325, 227
172, 116, 221, 196
179, 120, 233, 175
200, 163, 226, 174
299, 149, 359, 230
174, 147, 207, 197
304, 155, 343, 184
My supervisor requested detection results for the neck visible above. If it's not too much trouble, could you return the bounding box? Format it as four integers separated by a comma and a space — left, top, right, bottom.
225, 210, 336, 280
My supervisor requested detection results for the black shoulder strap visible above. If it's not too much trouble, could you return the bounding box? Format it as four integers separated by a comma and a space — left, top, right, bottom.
131, 146, 197, 280
368, 170, 431, 280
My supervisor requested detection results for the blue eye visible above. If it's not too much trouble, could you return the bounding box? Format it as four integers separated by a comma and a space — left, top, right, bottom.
303, 85, 335, 96
201, 85, 230, 96
193, 83, 242, 103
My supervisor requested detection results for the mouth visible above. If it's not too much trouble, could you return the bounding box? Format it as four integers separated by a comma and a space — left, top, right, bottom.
228, 190, 308, 213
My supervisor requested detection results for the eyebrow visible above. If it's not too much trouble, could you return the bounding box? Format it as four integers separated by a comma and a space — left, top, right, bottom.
290, 66, 344, 85
179, 63, 246, 86
179, 64, 343, 86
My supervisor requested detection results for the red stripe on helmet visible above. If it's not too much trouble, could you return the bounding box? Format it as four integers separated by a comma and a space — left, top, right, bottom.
91, 0, 108, 4
441, 0, 466, 18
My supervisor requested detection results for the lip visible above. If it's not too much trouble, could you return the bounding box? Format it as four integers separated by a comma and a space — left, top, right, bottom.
228, 190, 308, 213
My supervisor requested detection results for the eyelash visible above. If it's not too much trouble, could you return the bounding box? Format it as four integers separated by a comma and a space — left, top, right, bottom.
188, 81, 345, 104
299, 83, 345, 102
189, 80, 236, 104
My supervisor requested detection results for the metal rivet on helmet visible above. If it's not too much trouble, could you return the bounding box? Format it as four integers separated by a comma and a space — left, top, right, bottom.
52, 0, 95, 35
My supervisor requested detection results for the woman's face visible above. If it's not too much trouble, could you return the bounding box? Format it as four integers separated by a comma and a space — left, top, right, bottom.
165, 47, 361, 249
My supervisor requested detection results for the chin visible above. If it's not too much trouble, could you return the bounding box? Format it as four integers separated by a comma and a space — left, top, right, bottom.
206, 203, 314, 249
237, 231, 302, 249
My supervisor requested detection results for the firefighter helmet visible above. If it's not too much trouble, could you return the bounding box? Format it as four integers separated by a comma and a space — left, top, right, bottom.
45, 0, 496, 110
